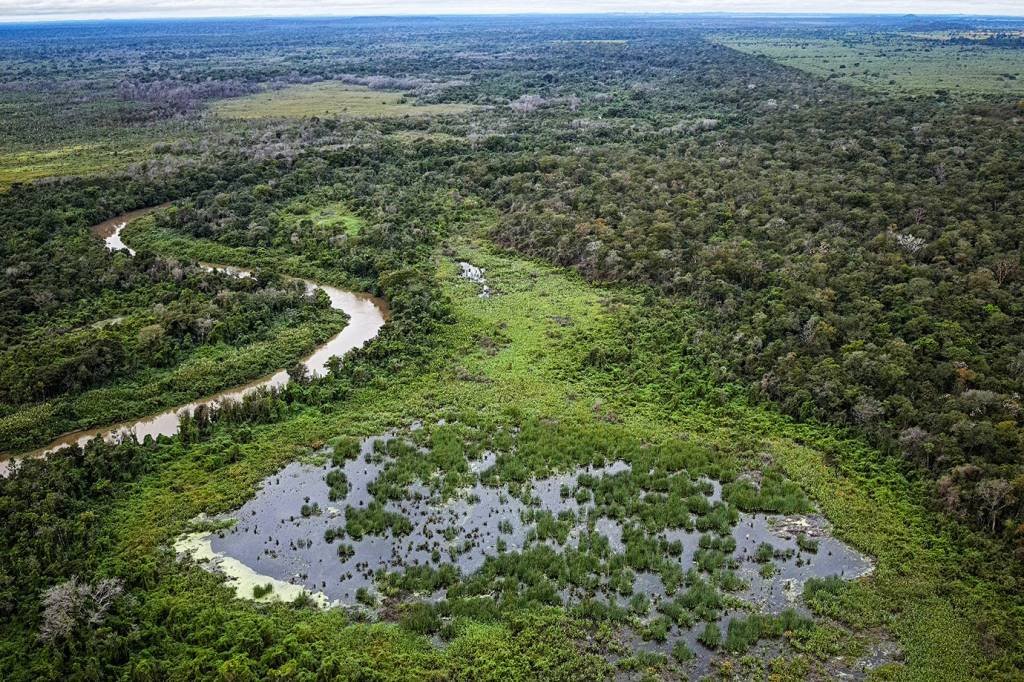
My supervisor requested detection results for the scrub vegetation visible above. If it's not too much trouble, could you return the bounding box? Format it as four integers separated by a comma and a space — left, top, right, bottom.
1, 12, 1023, 682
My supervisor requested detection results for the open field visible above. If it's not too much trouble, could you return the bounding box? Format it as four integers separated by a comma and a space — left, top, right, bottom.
212, 82, 479, 119
0, 143, 149, 187
280, 194, 366, 238
720, 36, 1024, 94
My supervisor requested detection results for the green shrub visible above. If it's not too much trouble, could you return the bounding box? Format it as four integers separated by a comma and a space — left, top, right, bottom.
796, 533, 819, 553
355, 587, 375, 607
329, 436, 361, 464
722, 472, 811, 514
626, 585, 651, 614
671, 641, 695, 663
641, 615, 671, 642
698, 622, 721, 649
345, 502, 412, 539
657, 598, 696, 628
755, 542, 775, 563
723, 610, 814, 653
618, 651, 667, 671
326, 469, 349, 500
400, 603, 440, 634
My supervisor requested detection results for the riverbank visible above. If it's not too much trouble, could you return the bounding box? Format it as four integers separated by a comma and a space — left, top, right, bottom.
0, 207, 388, 475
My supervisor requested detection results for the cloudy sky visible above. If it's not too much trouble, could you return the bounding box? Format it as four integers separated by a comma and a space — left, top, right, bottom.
1, 0, 1022, 22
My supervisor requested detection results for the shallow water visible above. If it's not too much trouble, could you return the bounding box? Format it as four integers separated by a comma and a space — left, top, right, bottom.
176, 431, 876, 672
180, 434, 871, 612
732, 513, 872, 612
197, 437, 635, 602
90, 205, 163, 256
0, 206, 389, 476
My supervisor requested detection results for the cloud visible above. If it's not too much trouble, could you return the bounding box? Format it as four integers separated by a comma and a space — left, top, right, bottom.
1, 0, 1022, 21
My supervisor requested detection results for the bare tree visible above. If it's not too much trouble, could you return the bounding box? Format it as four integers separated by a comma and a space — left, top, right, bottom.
899, 426, 934, 470
993, 258, 1018, 286
852, 397, 884, 425
895, 233, 927, 255
976, 479, 1015, 534
510, 94, 546, 113
40, 577, 124, 643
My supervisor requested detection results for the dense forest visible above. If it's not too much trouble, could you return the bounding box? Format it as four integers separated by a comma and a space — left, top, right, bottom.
1, 13, 1023, 682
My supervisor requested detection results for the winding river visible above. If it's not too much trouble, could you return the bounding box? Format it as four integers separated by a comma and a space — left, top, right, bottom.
0, 206, 389, 476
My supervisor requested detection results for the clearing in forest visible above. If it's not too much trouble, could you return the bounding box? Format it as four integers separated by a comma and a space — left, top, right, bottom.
0, 142, 148, 187
211, 82, 478, 119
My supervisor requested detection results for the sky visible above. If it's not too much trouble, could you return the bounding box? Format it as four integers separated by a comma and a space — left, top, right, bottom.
1, 0, 1023, 22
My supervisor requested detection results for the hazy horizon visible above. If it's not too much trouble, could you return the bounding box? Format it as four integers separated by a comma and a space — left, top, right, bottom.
2, 2, 1024, 24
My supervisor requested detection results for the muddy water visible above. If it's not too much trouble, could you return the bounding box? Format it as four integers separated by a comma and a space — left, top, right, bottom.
89, 205, 166, 256
0, 207, 389, 476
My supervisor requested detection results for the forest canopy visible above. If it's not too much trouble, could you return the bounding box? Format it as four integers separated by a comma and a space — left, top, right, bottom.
1, 13, 1023, 682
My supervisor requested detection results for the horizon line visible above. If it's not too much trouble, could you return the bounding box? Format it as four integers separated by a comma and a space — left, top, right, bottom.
3, 10, 1024, 26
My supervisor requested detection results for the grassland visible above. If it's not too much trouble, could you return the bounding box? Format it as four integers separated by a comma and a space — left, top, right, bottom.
280, 193, 366, 238
719, 36, 1024, 95
0, 142, 150, 187
0, 89, 188, 188
211, 82, 479, 120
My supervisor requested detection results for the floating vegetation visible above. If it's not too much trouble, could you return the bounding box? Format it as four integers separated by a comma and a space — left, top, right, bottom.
175, 424, 873, 673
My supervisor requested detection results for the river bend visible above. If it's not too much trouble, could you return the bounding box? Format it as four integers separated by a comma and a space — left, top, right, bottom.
0, 207, 388, 476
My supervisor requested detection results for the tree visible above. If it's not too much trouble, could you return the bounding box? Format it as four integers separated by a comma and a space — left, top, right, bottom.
899, 427, 934, 471
39, 577, 124, 643
976, 479, 1016, 534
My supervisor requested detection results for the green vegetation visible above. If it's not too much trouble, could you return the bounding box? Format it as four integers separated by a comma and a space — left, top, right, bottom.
720, 35, 1024, 94
0, 203, 347, 452
723, 610, 814, 653
671, 640, 695, 663
252, 583, 274, 599
281, 192, 365, 237
796, 533, 820, 554
212, 82, 480, 119
0, 142, 151, 187
1, 13, 1023, 682
345, 502, 413, 539
698, 621, 722, 649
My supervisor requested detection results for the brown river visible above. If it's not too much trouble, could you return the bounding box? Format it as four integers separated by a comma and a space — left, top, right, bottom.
0, 206, 389, 476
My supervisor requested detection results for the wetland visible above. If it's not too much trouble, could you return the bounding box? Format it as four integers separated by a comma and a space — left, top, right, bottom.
1, 13, 1022, 682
